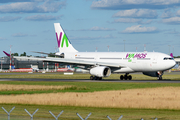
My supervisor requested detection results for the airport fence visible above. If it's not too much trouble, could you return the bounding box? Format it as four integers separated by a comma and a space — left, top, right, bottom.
1, 106, 159, 120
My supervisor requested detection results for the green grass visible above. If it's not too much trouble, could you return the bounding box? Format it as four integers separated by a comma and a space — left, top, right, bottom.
0, 73, 180, 119
0, 72, 180, 95
0, 72, 180, 80
0, 80, 180, 95
0, 104, 180, 120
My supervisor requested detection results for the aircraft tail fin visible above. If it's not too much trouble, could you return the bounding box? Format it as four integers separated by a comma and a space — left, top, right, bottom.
170, 53, 173, 58
54, 23, 78, 53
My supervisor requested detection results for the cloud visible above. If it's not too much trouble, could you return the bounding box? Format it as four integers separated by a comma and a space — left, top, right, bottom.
90, 26, 116, 31
140, 20, 153, 24
79, 26, 116, 31
0, 16, 21, 22
70, 34, 116, 40
0, 0, 66, 13
0, 37, 7, 40
12, 33, 28, 37
25, 15, 63, 21
161, 9, 174, 18
113, 9, 158, 19
113, 18, 142, 23
162, 17, 180, 24
176, 9, 180, 16
0, 0, 32, 3
91, 0, 180, 10
121, 25, 159, 34
166, 29, 180, 35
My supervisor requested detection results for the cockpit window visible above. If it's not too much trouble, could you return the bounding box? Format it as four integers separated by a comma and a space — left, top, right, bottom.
164, 57, 174, 60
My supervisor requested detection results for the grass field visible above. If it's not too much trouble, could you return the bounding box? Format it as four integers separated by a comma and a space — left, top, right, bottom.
0, 72, 180, 119
0, 72, 180, 80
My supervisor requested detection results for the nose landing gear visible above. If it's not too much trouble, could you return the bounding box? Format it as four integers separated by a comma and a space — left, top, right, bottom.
157, 71, 163, 80
120, 73, 132, 80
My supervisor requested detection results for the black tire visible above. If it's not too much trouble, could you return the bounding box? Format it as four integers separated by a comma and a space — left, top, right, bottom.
99, 77, 102, 80
90, 76, 94, 80
158, 76, 162, 80
124, 75, 128, 80
128, 75, 132, 80
120, 75, 124, 80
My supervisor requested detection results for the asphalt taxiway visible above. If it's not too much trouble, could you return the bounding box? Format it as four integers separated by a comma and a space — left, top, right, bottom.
0, 78, 180, 83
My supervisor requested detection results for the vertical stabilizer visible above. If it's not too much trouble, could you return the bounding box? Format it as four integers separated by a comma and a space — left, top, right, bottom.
170, 53, 173, 58
54, 23, 78, 53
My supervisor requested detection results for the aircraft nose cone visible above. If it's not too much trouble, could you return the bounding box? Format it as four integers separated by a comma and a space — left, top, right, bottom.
172, 60, 176, 67
165, 60, 176, 70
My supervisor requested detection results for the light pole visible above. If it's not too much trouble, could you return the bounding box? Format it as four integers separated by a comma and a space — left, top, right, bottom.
144, 44, 146, 52
107, 45, 109, 52
123, 40, 126, 52
10, 45, 12, 71
173, 45, 174, 54
168, 45, 171, 54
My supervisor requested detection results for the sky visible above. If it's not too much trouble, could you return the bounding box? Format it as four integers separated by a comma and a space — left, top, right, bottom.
0, 0, 180, 57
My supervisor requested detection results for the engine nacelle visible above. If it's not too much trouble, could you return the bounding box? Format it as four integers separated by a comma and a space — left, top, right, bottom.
90, 66, 111, 77
143, 71, 164, 77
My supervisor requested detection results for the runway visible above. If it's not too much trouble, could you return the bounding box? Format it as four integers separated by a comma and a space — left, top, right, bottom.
1, 78, 180, 83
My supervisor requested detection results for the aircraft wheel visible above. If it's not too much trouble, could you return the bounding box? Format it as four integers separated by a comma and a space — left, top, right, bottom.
94, 76, 99, 80
124, 75, 128, 80
158, 76, 162, 80
128, 75, 132, 80
120, 75, 124, 80
90, 76, 94, 80
99, 77, 102, 80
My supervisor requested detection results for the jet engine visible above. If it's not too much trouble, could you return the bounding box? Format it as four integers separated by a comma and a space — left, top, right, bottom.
90, 66, 111, 77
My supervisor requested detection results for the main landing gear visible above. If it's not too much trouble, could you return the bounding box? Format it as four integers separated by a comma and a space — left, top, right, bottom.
90, 75, 102, 80
120, 73, 132, 80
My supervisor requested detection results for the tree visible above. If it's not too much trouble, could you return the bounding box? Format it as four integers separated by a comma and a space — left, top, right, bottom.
48, 53, 55, 57
13, 53, 19, 56
20, 52, 26, 56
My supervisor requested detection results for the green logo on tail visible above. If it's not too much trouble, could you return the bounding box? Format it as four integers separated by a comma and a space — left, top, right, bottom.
61, 34, 69, 48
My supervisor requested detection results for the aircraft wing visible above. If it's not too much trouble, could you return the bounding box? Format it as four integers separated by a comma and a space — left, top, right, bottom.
14, 56, 123, 68
31, 51, 64, 57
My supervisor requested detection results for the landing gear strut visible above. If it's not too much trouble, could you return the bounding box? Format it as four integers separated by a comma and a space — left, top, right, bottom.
120, 73, 132, 80
157, 71, 163, 80
158, 75, 162, 80
90, 75, 102, 80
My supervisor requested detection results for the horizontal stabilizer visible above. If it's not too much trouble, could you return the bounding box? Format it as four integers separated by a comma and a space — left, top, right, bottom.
3, 51, 10, 57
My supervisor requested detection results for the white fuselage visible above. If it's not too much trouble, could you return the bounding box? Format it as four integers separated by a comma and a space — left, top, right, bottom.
63, 52, 176, 73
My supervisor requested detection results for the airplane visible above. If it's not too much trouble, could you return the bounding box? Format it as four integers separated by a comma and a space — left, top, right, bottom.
14, 23, 176, 80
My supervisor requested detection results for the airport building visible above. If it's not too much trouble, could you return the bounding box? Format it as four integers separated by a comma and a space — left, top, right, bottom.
175, 58, 180, 68
0, 56, 63, 70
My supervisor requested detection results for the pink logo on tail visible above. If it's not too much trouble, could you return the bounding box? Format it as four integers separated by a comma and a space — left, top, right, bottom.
56, 32, 62, 48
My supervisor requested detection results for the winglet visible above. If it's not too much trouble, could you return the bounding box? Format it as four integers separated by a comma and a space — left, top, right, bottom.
170, 53, 173, 58
3, 51, 10, 57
